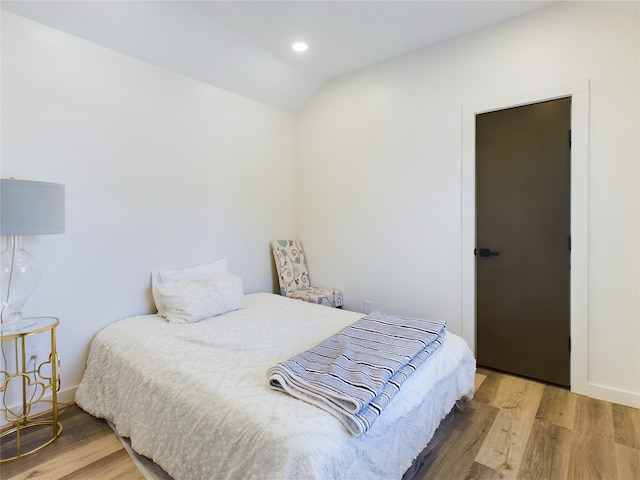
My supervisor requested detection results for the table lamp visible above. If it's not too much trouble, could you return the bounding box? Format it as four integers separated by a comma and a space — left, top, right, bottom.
1, 178, 65, 327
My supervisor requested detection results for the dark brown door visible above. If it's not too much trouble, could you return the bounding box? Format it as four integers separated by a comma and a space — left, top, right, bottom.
476, 98, 571, 387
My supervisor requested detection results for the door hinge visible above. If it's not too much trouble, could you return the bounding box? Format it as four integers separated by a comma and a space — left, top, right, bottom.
568, 337, 572, 352
569, 129, 572, 148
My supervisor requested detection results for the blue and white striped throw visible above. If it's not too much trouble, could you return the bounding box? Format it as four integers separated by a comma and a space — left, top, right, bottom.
268, 311, 446, 435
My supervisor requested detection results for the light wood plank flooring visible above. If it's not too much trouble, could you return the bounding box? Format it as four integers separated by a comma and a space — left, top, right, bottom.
2, 368, 638, 479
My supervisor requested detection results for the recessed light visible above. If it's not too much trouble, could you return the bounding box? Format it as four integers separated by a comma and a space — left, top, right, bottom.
292, 42, 308, 53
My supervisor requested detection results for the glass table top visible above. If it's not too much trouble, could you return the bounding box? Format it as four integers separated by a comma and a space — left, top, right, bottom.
0, 317, 59, 338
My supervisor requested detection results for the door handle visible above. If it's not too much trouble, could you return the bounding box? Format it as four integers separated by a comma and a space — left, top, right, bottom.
475, 248, 500, 258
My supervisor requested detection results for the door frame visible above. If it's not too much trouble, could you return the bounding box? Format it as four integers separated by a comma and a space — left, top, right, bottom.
461, 80, 589, 395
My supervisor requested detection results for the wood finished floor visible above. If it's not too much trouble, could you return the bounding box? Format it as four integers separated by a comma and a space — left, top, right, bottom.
1, 368, 639, 480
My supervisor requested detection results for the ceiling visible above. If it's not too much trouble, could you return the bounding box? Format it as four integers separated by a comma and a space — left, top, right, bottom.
2, 1, 635, 112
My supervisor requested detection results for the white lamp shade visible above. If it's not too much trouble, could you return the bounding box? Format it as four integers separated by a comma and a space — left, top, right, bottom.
1, 179, 65, 236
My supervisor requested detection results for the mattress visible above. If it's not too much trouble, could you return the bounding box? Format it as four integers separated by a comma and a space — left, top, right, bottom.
75, 293, 475, 480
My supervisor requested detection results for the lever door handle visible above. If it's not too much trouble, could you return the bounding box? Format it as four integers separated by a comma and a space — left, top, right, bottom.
475, 248, 500, 258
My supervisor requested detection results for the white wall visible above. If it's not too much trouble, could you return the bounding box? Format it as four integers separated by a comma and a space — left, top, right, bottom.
296, 3, 639, 407
1, 12, 296, 406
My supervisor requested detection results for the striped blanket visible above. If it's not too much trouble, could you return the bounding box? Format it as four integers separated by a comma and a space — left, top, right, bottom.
268, 312, 446, 435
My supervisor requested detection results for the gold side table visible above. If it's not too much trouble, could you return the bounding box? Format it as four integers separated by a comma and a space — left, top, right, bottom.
0, 317, 62, 462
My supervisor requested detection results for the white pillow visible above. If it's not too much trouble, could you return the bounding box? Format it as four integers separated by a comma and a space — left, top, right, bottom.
151, 258, 228, 313
154, 273, 245, 324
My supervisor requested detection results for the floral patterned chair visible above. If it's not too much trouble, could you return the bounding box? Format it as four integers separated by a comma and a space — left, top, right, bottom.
270, 239, 343, 308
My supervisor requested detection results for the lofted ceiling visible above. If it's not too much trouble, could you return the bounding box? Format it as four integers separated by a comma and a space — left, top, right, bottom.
2, 1, 635, 112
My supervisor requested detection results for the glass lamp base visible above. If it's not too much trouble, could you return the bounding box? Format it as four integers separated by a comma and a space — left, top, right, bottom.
1, 236, 43, 329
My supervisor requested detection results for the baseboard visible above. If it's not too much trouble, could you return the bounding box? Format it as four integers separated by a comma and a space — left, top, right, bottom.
573, 382, 640, 409
1, 384, 77, 428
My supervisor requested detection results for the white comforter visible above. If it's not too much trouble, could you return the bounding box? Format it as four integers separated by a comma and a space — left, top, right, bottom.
75, 293, 475, 480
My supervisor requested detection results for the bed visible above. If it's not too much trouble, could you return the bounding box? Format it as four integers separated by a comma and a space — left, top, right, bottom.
75, 292, 475, 480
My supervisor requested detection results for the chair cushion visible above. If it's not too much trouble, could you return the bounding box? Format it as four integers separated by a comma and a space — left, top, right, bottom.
287, 287, 343, 308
